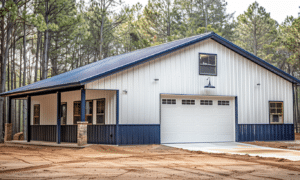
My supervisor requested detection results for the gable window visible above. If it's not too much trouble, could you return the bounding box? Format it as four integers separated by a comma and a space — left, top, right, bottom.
33, 104, 40, 125
200, 100, 213, 105
162, 99, 176, 104
73, 100, 93, 124
182, 100, 195, 105
97, 99, 105, 124
269, 102, 283, 124
199, 53, 217, 75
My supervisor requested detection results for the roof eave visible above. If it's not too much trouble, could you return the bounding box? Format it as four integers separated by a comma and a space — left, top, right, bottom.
0, 82, 83, 97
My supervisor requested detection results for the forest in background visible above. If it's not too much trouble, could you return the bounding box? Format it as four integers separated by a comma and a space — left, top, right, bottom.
1, 0, 300, 141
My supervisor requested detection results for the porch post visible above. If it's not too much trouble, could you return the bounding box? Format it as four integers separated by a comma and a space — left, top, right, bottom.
77, 88, 88, 146
8, 97, 11, 124
81, 88, 86, 122
4, 97, 12, 142
27, 96, 31, 142
57, 92, 61, 144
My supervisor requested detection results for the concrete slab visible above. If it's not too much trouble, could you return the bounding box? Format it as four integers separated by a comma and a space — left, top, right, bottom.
5, 140, 90, 148
164, 142, 300, 161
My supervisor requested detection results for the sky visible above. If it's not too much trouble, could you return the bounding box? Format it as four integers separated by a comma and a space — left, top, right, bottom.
126, 0, 300, 24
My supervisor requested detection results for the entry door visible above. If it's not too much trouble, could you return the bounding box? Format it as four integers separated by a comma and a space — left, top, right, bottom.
161, 96, 235, 143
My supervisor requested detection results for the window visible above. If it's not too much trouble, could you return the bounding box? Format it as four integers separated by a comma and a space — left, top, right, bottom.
200, 100, 213, 105
218, 101, 229, 106
85, 101, 93, 124
61, 103, 67, 125
182, 100, 195, 105
73, 101, 93, 124
199, 53, 217, 75
73, 102, 81, 124
33, 104, 40, 125
162, 99, 176, 104
269, 102, 283, 124
97, 99, 105, 124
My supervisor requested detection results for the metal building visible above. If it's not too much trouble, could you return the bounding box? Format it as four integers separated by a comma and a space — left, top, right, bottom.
1, 32, 299, 145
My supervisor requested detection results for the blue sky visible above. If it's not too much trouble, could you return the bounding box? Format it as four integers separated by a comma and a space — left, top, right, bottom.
127, 0, 300, 24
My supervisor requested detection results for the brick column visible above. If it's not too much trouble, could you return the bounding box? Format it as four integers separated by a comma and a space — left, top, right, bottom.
4, 123, 12, 142
77, 121, 88, 146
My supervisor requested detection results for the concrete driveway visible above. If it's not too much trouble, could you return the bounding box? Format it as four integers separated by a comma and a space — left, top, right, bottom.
164, 142, 300, 161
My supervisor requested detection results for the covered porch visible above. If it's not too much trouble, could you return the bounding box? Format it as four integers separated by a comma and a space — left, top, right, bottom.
5, 86, 119, 146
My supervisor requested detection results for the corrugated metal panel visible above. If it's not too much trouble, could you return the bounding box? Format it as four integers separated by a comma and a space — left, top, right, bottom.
87, 125, 116, 144
61, 125, 77, 143
31, 94, 57, 125
2, 32, 299, 97
118, 125, 160, 145
31, 125, 56, 142
237, 124, 294, 141
88, 39, 294, 125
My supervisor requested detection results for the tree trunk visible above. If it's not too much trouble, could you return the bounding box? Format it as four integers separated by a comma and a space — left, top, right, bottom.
12, 31, 16, 90
42, 1, 49, 79
40, 34, 43, 80
253, 19, 257, 56
19, 48, 22, 132
1, 10, 13, 141
51, 37, 58, 76
23, 8, 27, 140
65, 46, 68, 72
7, 48, 10, 91
34, 31, 40, 82
0, 0, 6, 141
99, 7, 105, 60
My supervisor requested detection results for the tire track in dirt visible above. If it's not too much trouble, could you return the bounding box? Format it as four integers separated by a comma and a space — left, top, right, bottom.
201, 152, 300, 172
1, 148, 300, 178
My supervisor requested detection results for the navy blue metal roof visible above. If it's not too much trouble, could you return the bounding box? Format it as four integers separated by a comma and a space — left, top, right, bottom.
1, 32, 300, 97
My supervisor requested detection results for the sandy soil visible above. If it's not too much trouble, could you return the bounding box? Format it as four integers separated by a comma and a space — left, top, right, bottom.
245, 133, 300, 151
1, 143, 300, 179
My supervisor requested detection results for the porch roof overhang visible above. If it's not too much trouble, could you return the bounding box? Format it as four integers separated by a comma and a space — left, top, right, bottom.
5, 84, 84, 99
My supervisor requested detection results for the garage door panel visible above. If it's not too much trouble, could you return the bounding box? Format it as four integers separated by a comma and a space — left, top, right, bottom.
161, 96, 235, 143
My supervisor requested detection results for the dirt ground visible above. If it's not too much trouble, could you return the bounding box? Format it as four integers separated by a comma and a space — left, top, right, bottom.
245, 133, 300, 151
1, 143, 300, 179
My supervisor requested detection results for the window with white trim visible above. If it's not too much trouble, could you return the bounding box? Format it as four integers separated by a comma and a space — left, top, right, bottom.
199, 54, 217, 75
200, 100, 213, 105
96, 99, 105, 124
33, 104, 40, 125
73, 100, 93, 124
218, 101, 229, 106
269, 102, 283, 124
182, 100, 195, 105
162, 99, 176, 104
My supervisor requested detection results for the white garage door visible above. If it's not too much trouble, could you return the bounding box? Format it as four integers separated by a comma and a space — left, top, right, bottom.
161, 96, 235, 143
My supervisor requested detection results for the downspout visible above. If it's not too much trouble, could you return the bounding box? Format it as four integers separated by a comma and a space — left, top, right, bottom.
293, 83, 299, 134
116, 90, 119, 145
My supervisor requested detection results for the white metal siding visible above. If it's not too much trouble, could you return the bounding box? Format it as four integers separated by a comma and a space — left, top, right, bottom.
30, 90, 116, 125
31, 94, 57, 125
86, 39, 294, 125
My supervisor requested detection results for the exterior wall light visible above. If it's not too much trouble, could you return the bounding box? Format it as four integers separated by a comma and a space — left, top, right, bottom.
154, 78, 159, 81
257, 83, 260, 86
204, 77, 215, 88
123, 90, 127, 94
